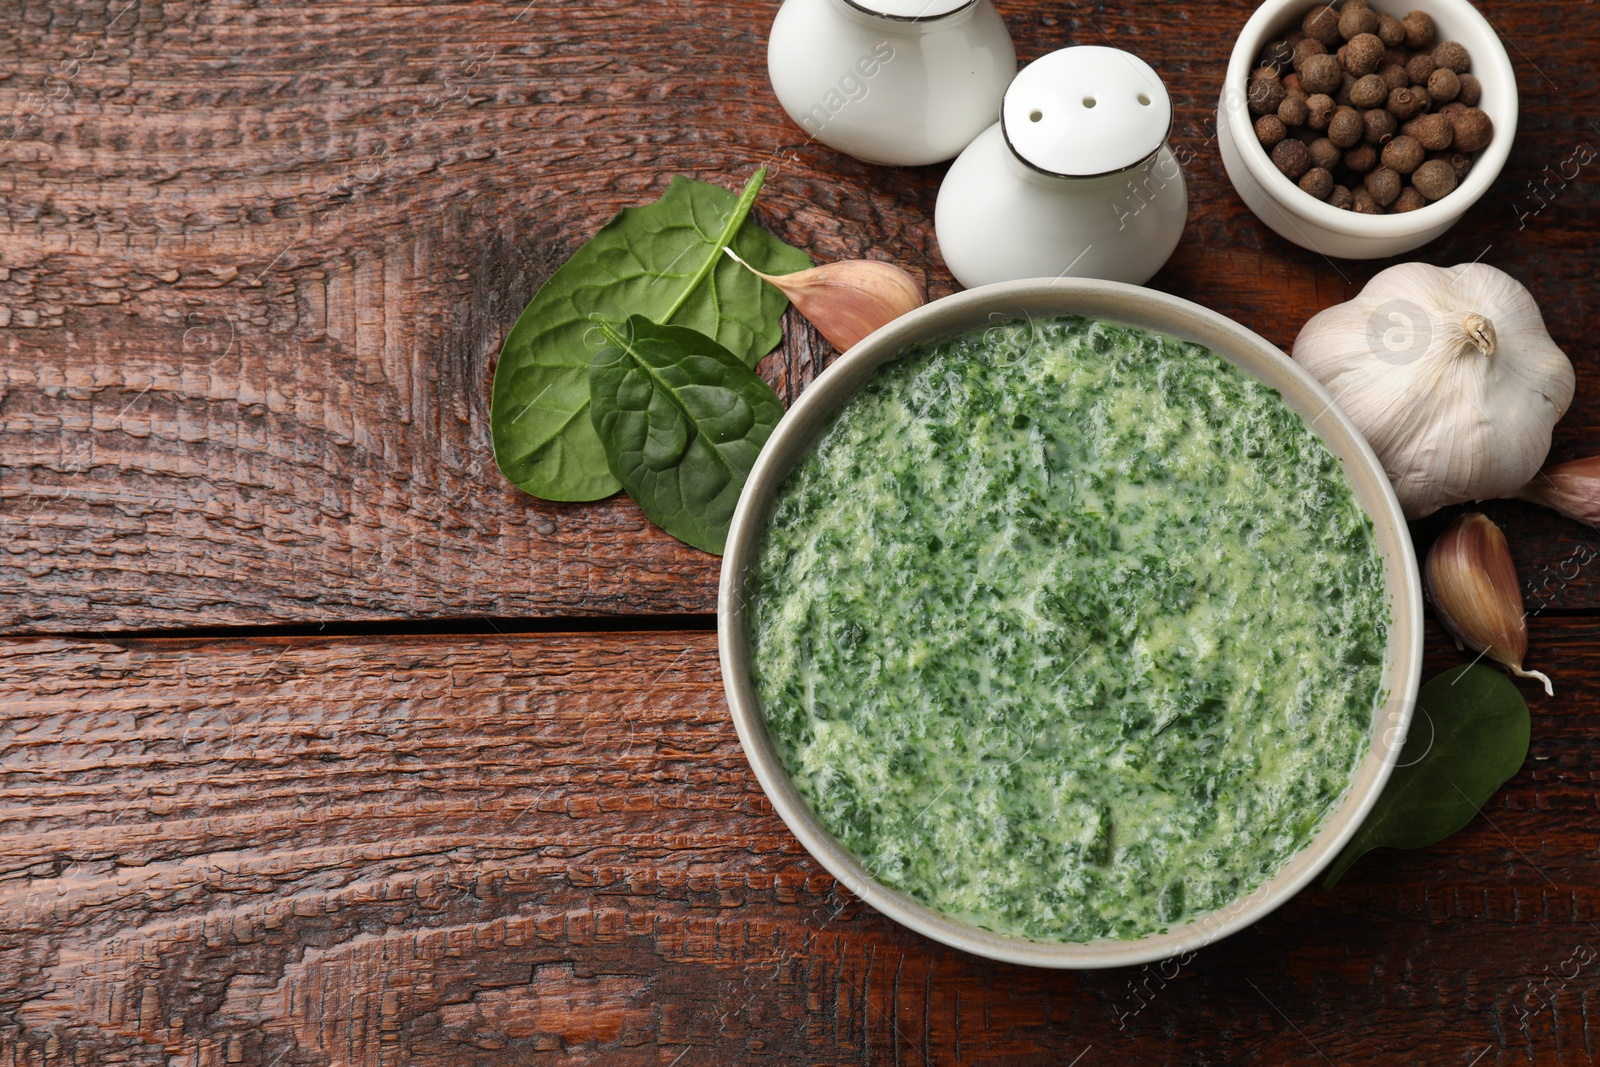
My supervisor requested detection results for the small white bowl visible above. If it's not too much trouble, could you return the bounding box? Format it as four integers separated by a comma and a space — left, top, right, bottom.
1218, 0, 1517, 259
719, 278, 1424, 968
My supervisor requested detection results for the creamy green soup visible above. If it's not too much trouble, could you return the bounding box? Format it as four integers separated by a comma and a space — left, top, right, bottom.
747, 316, 1389, 943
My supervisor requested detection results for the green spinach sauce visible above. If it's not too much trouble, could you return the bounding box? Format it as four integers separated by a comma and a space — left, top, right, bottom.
747, 316, 1389, 943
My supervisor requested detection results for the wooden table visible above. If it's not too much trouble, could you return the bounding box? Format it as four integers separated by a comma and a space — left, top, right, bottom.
2, 1, 1596, 1063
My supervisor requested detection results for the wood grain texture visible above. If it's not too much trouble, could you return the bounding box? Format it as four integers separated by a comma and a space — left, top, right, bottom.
0, 626, 1593, 1066
2, 0, 1599, 630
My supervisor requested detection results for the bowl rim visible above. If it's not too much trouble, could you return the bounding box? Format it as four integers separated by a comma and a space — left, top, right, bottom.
718, 277, 1425, 969
1223, 0, 1518, 238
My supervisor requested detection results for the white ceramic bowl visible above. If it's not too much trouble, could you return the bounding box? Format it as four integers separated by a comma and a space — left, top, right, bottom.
1218, 0, 1517, 259
719, 278, 1424, 968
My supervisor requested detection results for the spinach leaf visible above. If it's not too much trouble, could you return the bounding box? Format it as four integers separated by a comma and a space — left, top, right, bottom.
491, 169, 811, 502
589, 316, 784, 554
1322, 664, 1530, 887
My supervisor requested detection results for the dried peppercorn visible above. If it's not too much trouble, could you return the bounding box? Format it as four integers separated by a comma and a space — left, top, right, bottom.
1279, 92, 1311, 126
1309, 136, 1342, 169
1272, 137, 1313, 178
1328, 183, 1355, 209
1305, 93, 1337, 129
1450, 107, 1493, 152
1427, 66, 1460, 103
1393, 186, 1427, 212
1339, 3, 1379, 39
1350, 73, 1387, 107
1328, 106, 1364, 148
1387, 85, 1426, 121
1364, 165, 1402, 206
1432, 40, 1471, 73
1457, 73, 1481, 106
1249, 67, 1288, 114
1376, 11, 1405, 47
1378, 63, 1409, 90
1303, 4, 1343, 46
1404, 112, 1454, 150
1411, 157, 1457, 199
1352, 185, 1383, 213
1363, 107, 1398, 144
1259, 39, 1296, 73
1381, 134, 1424, 173
1343, 141, 1379, 173
1404, 52, 1435, 86
1400, 9, 1435, 50
1292, 37, 1328, 70
1344, 33, 1385, 76
1300, 166, 1335, 199
1255, 114, 1289, 147
1300, 53, 1344, 94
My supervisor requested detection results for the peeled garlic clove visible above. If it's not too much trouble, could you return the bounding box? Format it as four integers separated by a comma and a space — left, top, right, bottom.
1426, 512, 1553, 695
724, 247, 924, 352
1515, 455, 1600, 525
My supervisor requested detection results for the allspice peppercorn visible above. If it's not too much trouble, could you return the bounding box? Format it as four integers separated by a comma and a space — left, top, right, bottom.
1450, 107, 1494, 152
1255, 114, 1288, 148
1411, 157, 1457, 200
1404, 111, 1454, 150
1352, 186, 1382, 213
1300, 166, 1335, 199
1427, 66, 1460, 103
1457, 73, 1481, 106
1339, 3, 1379, 39
1279, 92, 1310, 126
1249, 67, 1288, 114
1404, 52, 1435, 86
1305, 93, 1337, 129
1376, 11, 1405, 47
1328, 184, 1355, 210
1343, 141, 1379, 173
1378, 63, 1409, 90
1432, 40, 1471, 73
1309, 136, 1342, 170
1303, 4, 1343, 46
1437, 149, 1472, 178
1272, 137, 1313, 179
1363, 107, 1397, 144
1292, 37, 1328, 71
1393, 186, 1427, 212
1344, 32, 1385, 76
1300, 53, 1344, 95
1387, 85, 1426, 121
1328, 106, 1364, 148
1365, 165, 1402, 206
1381, 133, 1424, 173
1350, 73, 1387, 107
1400, 9, 1435, 50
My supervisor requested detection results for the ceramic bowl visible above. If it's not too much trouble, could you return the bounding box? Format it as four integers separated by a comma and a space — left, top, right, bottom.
718, 278, 1424, 968
1218, 0, 1517, 259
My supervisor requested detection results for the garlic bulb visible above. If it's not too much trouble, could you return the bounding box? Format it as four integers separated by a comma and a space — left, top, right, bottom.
1292, 263, 1575, 519
724, 247, 924, 352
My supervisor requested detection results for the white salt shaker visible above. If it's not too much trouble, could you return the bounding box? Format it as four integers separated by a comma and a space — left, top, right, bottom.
767, 0, 1017, 167
934, 46, 1188, 287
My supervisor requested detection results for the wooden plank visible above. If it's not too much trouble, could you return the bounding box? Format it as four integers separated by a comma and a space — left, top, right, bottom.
3, 0, 1600, 629
0, 624, 1591, 1065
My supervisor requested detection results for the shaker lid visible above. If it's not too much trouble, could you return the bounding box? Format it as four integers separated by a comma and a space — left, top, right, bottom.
1002, 47, 1173, 178
840, 0, 977, 20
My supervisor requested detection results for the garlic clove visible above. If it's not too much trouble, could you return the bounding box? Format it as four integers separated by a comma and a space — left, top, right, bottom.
1515, 455, 1600, 526
724, 247, 924, 352
1425, 512, 1553, 695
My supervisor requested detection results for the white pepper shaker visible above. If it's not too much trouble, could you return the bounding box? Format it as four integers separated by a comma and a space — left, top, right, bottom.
767, 0, 1017, 167
934, 46, 1188, 286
